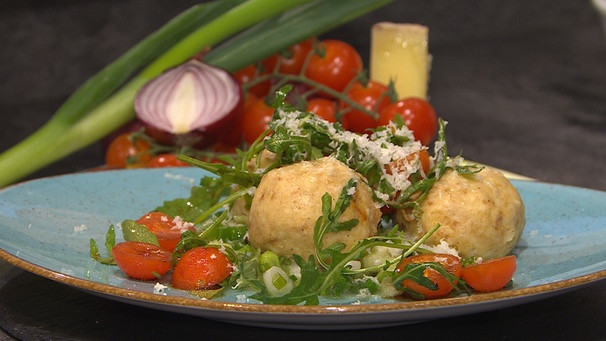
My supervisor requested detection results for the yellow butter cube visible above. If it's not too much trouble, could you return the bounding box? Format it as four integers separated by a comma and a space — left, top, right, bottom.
370, 22, 430, 99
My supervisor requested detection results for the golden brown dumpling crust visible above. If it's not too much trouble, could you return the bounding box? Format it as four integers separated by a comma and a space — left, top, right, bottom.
397, 167, 525, 259
248, 157, 381, 258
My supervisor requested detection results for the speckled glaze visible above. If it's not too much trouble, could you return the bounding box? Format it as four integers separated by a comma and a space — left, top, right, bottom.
1, 168, 605, 330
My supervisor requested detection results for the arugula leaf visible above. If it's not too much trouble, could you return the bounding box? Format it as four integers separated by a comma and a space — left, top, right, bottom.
155, 176, 232, 221
89, 225, 117, 265
171, 230, 208, 265
391, 261, 463, 299
179, 155, 262, 188
121, 220, 159, 246
314, 179, 359, 269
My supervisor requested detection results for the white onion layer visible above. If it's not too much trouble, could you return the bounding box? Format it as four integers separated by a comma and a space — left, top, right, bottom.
135, 59, 241, 134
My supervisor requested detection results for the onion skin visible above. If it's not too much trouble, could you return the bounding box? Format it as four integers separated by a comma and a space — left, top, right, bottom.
135, 59, 243, 147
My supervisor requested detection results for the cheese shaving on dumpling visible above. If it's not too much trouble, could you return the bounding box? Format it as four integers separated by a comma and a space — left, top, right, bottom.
270, 108, 428, 198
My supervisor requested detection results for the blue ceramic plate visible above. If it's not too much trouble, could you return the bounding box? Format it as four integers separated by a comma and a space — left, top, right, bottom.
1, 168, 605, 330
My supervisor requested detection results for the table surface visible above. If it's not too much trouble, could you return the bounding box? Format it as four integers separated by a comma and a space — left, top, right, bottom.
1, 1, 606, 340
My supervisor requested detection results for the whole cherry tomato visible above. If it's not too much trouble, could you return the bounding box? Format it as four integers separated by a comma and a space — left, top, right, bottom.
112, 241, 171, 280
172, 247, 233, 290
147, 154, 189, 168
263, 38, 315, 75
304, 39, 363, 95
462, 255, 517, 292
340, 80, 391, 133
105, 132, 152, 168
306, 97, 337, 123
378, 98, 438, 146
397, 253, 462, 299
100, 119, 143, 152
241, 95, 274, 145
233, 64, 272, 98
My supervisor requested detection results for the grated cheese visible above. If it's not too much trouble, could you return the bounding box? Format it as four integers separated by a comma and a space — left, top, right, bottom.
73, 224, 88, 233
171, 215, 194, 232
153, 282, 169, 295
423, 239, 460, 257
271, 108, 428, 198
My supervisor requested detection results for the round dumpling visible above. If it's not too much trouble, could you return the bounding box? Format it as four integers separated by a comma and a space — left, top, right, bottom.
248, 157, 381, 258
397, 167, 525, 259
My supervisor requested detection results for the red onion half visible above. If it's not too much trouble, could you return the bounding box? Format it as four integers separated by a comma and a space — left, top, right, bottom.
135, 59, 242, 146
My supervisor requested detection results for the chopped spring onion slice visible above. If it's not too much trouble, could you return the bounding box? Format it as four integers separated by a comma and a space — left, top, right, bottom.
262, 266, 294, 297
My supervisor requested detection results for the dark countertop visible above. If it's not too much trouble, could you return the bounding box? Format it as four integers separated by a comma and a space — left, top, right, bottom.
1, 1, 605, 340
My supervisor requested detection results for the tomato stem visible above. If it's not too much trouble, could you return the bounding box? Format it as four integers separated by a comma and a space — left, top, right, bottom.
244, 72, 380, 120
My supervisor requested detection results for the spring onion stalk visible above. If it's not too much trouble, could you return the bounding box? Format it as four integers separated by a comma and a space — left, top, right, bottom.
205, 0, 393, 72
0, 0, 309, 187
0, 0, 392, 187
57, 0, 246, 125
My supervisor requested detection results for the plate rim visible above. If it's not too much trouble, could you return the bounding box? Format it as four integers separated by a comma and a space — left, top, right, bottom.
2, 246, 605, 315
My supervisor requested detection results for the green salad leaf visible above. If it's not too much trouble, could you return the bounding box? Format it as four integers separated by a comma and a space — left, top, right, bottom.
90, 225, 117, 265
121, 220, 160, 246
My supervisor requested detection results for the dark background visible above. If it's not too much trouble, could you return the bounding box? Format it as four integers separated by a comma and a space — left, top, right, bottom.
1, 1, 606, 340
0, 0, 604, 190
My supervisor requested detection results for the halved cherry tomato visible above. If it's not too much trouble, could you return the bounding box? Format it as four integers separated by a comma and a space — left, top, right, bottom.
378, 98, 438, 146
241, 95, 274, 145
380, 149, 431, 215
397, 253, 462, 299
340, 80, 391, 133
112, 241, 171, 280
233, 64, 272, 98
136, 212, 195, 252
386, 149, 431, 175
105, 132, 152, 168
171, 247, 233, 290
147, 154, 189, 168
306, 97, 337, 123
263, 38, 315, 75
304, 39, 363, 95
462, 255, 517, 292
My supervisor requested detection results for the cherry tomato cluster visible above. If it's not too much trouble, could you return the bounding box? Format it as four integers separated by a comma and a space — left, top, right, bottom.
112, 211, 233, 290
103, 130, 228, 169
103, 38, 439, 168
104, 132, 188, 168
396, 253, 517, 299
234, 38, 439, 144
